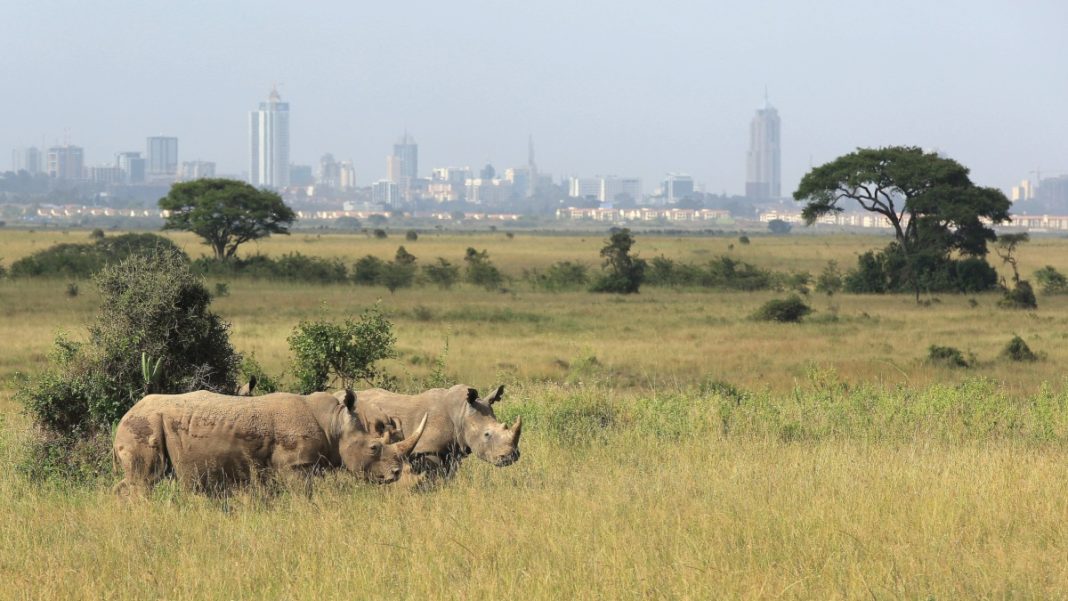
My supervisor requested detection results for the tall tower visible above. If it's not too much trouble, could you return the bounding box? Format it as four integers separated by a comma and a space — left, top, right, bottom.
745, 92, 781, 199
391, 131, 418, 182
146, 136, 178, 177
249, 87, 291, 189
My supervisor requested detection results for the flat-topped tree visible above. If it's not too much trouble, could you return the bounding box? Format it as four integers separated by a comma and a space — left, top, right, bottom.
159, 178, 296, 261
793, 146, 1011, 299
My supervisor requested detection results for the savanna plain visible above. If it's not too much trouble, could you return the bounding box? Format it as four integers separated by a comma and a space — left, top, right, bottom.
2, 228, 1068, 599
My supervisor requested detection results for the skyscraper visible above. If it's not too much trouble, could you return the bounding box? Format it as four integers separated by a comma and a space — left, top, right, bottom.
116, 151, 146, 183
12, 146, 41, 174
46, 145, 84, 180
745, 94, 781, 199
249, 87, 290, 189
392, 132, 418, 182
147, 136, 179, 177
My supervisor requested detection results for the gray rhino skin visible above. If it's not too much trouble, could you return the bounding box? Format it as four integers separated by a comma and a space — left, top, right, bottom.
113, 390, 426, 495
353, 384, 521, 478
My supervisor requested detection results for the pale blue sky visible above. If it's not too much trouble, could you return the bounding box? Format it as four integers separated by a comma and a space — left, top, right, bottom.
2, 0, 1065, 195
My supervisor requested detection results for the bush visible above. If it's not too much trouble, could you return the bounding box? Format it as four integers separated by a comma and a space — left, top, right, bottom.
379, 246, 418, 292
238, 353, 282, 393
373, 229, 388, 239
352, 255, 386, 286
192, 252, 347, 284
844, 246, 999, 294
999, 280, 1037, 310
738, 235, 750, 245
65, 282, 79, 297
16, 250, 240, 478
464, 248, 504, 290
405, 230, 418, 241
927, 345, 969, 368
214, 282, 230, 297
1034, 266, 1068, 295
1001, 335, 1039, 362
590, 229, 646, 294
767, 219, 792, 235
528, 261, 590, 291
288, 305, 397, 393
423, 258, 460, 289
752, 295, 812, 323
815, 260, 843, 295
10, 233, 188, 278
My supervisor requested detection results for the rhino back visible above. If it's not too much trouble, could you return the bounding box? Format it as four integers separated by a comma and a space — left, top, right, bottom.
358, 387, 465, 455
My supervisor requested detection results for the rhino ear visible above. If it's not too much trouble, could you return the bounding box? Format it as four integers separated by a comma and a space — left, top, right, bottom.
342, 389, 356, 412
466, 387, 480, 405
247, 375, 257, 395
486, 385, 505, 405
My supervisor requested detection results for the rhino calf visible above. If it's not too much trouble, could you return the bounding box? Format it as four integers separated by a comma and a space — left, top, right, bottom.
357, 384, 522, 479
113, 390, 426, 495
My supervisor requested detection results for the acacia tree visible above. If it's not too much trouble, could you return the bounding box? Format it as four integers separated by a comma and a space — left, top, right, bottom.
794, 146, 1010, 300
590, 228, 646, 294
159, 178, 296, 261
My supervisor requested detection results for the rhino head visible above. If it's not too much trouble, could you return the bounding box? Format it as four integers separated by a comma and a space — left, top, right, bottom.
462, 385, 522, 467
336, 390, 427, 484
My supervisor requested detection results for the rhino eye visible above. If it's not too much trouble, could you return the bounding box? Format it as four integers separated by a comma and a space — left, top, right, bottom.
370, 443, 381, 453
483, 431, 491, 439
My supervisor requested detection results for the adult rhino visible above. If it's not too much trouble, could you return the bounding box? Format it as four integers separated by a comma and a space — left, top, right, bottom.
113, 390, 426, 495
352, 384, 521, 479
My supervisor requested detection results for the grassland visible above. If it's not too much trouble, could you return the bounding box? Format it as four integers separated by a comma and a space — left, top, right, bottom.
2, 228, 1068, 598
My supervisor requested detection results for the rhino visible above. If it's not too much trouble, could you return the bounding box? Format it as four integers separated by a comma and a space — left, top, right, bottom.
352, 384, 522, 479
113, 389, 427, 495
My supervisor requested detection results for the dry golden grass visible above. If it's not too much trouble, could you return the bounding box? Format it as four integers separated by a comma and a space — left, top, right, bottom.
3, 228, 1068, 598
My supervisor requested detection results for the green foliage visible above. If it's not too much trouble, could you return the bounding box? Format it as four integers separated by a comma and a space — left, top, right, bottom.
288, 306, 397, 393
422, 258, 460, 289
1034, 266, 1068, 295
464, 247, 504, 290
192, 252, 348, 284
767, 219, 792, 234
1001, 335, 1039, 362
0, 258, 6, 279
644, 255, 773, 290
373, 229, 388, 239
213, 282, 230, 297
238, 353, 282, 394
379, 246, 418, 292
927, 345, 969, 368
159, 178, 296, 261
527, 261, 590, 291
9, 233, 187, 278
16, 250, 240, 479
590, 228, 646, 294
752, 295, 812, 323
999, 280, 1038, 310
352, 255, 385, 286
815, 260, 843, 295
65, 282, 79, 297
843, 245, 998, 294
738, 235, 751, 245
405, 230, 418, 241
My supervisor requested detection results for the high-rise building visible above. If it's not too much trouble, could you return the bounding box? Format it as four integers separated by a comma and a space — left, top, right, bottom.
338, 161, 356, 191
745, 95, 781, 199
46, 145, 84, 180
289, 164, 314, 186
249, 87, 290, 189
319, 153, 340, 187
372, 180, 400, 206
146, 136, 179, 176
116, 151, 146, 183
569, 177, 601, 200
601, 176, 642, 205
392, 132, 418, 182
12, 146, 41, 174
180, 160, 216, 181
662, 173, 695, 203
89, 165, 124, 184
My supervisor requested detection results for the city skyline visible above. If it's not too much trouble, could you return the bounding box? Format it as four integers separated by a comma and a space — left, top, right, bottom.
2, 2, 1066, 196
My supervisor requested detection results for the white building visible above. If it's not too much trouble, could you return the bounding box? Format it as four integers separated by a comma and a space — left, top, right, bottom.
568, 177, 601, 200
600, 176, 642, 204
147, 136, 178, 176
249, 87, 290, 189
12, 146, 41, 174
745, 95, 782, 199
180, 160, 216, 181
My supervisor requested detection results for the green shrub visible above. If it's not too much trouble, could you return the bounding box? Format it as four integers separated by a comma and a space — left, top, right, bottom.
10, 233, 188, 279
373, 229, 388, 239
352, 255, 385, 286
378, 246, 417, 292
238, 353, 282, 393
528, 261, 590, 291
1034, 266, 1068, 295
1001, 335, 1039, 362
815, 260, 843, 295
288, 305, 397, 393
999, 280, 1038, 309
590, 229, 645, 294
65, 282, 79, 297
405, 230, 418, 241
738, 235, 750, 245
422, 258, 460, 289
927, 345, 969, 368
16, 250, 240, 479
214, 282, 230, 297
464, 248, 503, 290
752, 295, 811, 322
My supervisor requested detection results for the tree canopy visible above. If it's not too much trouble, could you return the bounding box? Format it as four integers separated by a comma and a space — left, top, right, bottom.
159, 178, 296, 261
793, 146, 1010, 256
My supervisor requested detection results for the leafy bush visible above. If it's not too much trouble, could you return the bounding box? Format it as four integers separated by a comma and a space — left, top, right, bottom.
0, 258, 6, 279
705, 256, 772, 290
767, 219, 792, 235
464, 248, 504, 290
927, 345, 969, 368
1001, 335, 1039, 362
815, 260, 843, 295
192, 252, 347, 284
422, 258, 460, 289
65, 282, 79, 297
738, 235, 750, 245
405, 230, 418, 241
238, 353, 282, 393
16, 250, 240, 479
288, 306, 397, 393
214, 282, 230, 297
528, 261, 590, 291
1034, 266, 1068, 295
752, 295, 812, 323
10, 233, 188, 279
352, 255, 385, 286
999, 280, 1038, 310
844, 246, 998, 294
379, 246, 418, 292
373, 229, 388, 239
590, 229, 646, 294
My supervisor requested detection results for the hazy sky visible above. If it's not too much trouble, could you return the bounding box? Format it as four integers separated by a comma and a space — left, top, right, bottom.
2, 0, 1066, 195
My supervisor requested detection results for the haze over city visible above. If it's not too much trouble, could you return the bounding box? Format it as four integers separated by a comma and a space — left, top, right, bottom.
2, 0, 1066, 195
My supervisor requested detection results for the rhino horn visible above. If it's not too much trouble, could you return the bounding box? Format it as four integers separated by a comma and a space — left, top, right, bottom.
393, 413, 428, 457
